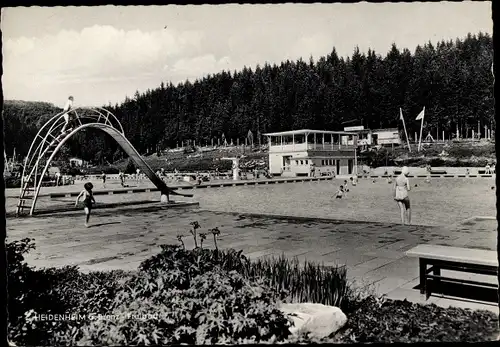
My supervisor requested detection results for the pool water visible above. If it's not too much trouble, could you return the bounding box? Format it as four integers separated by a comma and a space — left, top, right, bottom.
190, 177, 496, 227
7, 177, 495, 227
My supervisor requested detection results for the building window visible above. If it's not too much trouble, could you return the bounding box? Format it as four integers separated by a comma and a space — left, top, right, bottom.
321, 160, 325, 165
300, 160, 303, 165
295, 160, 299, 165
305, 160, 308, 165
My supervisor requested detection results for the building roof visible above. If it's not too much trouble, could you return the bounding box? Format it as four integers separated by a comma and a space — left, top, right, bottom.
263, 129, 358, 136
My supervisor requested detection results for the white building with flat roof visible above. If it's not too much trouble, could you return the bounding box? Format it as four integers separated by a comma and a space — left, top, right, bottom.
264, 129, 358, 177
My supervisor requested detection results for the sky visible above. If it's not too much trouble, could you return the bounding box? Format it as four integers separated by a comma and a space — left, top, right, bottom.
1, 2, 492, 107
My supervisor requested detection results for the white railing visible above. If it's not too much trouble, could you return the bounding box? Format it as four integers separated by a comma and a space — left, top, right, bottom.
268, 143, 356, 152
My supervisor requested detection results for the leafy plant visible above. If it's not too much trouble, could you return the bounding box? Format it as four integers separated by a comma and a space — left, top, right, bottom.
189, 221, 201, 248
210, 227, 221, 251
125, 159, 136, 174
199, 233, 207, 249
176, 234, 185, 250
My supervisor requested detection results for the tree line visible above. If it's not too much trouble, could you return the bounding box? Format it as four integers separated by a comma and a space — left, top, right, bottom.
3, 32, 493, 164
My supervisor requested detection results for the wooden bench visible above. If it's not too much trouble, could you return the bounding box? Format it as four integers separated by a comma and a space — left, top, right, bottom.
406, 244, 498, 300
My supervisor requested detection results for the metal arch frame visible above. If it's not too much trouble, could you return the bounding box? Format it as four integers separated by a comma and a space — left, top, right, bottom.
20, 107, 123, 190
23, 107, 123, 177
19, 107, 125, 215
28, 123, 122, 215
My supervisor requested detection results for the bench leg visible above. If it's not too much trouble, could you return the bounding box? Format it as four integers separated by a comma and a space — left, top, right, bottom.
425, 279, 432, 300
433, 267, 441, 285
419, 259, 427, 295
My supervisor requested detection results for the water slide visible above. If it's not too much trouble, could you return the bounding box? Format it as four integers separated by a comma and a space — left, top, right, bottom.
95, 123, 193, 200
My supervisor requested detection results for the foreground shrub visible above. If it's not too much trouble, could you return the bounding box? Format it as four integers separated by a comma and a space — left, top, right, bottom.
335, 296, 499, 343
56, 270, 292, 345
289, 296, 499, 343
7, 238, 130, 345
5, 176, 22, 188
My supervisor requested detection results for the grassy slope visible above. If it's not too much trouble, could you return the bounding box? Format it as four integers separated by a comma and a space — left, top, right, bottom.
391, 141, 496, 167
112, 146, 269, 173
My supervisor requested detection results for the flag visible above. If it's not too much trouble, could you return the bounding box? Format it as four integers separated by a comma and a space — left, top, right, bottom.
415, 107, 425, 121
399, 108, 404, 121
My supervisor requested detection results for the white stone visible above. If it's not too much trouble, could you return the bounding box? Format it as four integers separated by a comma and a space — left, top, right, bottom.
160, 194, 169, 203
280, 302, 347, 339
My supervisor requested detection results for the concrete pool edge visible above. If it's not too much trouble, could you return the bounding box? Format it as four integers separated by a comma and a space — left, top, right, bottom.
6, 200, 200, 218
458, 216, 497, 224
197, 209, 435, 228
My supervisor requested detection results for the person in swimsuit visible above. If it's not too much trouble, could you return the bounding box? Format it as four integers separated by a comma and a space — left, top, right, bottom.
60, 96, 74, 134
485, 163, 491, 174
136, 168, 141, 183
334, 185, 346, 199
118, 170, 125, 187
393, 166, 411, 225
343, 180, 349, 192
75, 182, 96, 227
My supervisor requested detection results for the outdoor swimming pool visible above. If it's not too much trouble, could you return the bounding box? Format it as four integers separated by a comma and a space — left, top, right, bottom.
8, 177, 495, 227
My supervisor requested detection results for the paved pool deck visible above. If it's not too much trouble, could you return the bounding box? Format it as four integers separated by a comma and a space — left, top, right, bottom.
7, 205, 497, 313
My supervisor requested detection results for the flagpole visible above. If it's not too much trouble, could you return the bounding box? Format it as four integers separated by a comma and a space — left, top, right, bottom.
400, 108, 411, 153
418, 106, 425, 152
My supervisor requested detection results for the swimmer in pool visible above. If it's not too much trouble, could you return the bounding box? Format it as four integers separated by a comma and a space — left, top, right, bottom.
334, 185, 346, 199
350, 176, 357, 186
75, 182, 96, 227
343, 180, 350, 192
393, 166, 411, 225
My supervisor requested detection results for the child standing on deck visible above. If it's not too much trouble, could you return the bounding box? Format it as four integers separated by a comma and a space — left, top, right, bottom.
75, 182, 96, 228
119, 170, 125, 187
